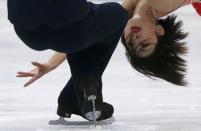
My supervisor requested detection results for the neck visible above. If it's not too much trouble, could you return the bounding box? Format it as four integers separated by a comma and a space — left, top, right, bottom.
132, 0, 156, 23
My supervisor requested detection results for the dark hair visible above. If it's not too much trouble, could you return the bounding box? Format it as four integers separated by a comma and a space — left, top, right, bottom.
121, 15, 188, 86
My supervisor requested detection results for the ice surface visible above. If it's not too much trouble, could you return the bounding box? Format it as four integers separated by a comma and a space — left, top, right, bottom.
1, 1, 201, 131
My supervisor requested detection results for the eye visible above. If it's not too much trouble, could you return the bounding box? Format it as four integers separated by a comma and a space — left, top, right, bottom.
142, 43, 149, 48
141, 43, 151, 51
136, 44, 150, 57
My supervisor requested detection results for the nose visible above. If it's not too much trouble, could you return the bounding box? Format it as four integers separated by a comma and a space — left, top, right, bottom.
131, 33, 140, 40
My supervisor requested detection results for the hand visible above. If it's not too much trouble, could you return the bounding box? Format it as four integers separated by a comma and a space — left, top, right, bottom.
16, 61, 53, 87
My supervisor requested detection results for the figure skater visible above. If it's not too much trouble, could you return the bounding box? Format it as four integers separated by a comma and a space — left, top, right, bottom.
14, 0, 201, 124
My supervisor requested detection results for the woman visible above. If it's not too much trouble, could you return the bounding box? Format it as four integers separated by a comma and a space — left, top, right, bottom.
16, 0, 200, 121
121, 0, 201, 86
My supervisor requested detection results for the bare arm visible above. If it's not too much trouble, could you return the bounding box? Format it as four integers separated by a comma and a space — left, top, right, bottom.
192, 0, 201, 2
17, 52, 67, 87
47, 52, 67, 70
147, 0, 200, 13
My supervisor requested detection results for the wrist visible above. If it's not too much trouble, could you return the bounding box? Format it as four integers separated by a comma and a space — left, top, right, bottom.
45, 62, 56, 71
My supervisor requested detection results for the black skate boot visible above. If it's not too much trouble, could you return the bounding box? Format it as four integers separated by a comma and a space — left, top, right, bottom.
57, 102, 114, 121
56, 75, 114, 124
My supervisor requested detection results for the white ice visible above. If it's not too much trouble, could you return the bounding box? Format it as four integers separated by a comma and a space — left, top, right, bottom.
0, 1, 201, 131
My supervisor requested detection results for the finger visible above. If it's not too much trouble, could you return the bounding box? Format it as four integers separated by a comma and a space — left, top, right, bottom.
16, 74, 31, 77
17, 71, 33, 74
16, 74, 33, 77
24, 77, 38, 87
31, 61, 44, 68
17, 72, 35, 77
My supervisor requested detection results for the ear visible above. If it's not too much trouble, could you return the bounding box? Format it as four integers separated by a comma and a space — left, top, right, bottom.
156, 25, 165, 36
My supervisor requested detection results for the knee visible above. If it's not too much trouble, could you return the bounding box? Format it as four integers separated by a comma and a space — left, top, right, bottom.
14, 26, 47, 51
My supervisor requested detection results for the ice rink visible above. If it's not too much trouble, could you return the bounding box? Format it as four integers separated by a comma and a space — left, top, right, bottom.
0, 0, 201, 131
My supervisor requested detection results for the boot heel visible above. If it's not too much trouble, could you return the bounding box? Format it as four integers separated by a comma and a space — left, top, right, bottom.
57, 105, 72, 118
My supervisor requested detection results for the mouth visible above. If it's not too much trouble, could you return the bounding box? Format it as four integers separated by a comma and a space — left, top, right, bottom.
131, 26, 141, 33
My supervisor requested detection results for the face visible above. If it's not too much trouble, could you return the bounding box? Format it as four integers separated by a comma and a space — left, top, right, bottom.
124, 18, 165, 58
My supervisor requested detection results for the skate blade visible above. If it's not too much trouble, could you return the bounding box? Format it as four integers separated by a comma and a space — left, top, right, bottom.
49, 117, 67, 125
49, 116, 115, 126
